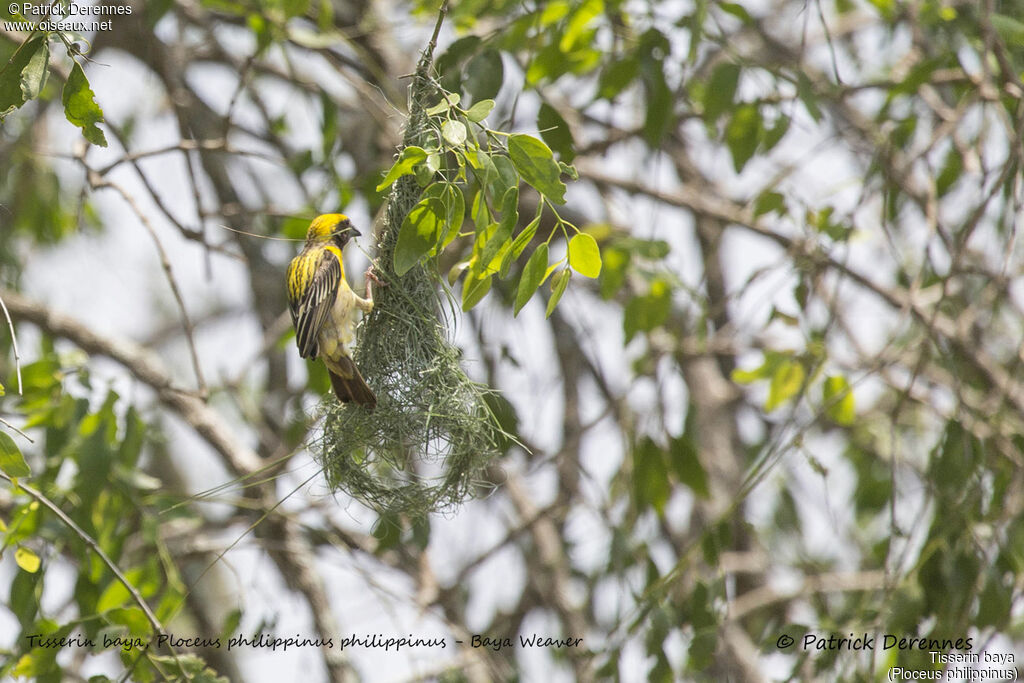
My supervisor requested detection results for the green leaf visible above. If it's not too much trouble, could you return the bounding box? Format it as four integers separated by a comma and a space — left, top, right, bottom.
992, 15, 1024, 48
497, 247, 516, 280
753, 191, 786, 217
822, 375, 855, 425
62, 62, 108, 147
731, 368, 761, 384
373, 511, 401, 550
702, 62, 740, 122
718, 2, 753, 23
763, 114, 790, 151
731, 351, 784, 384
642, 67, 673, 146
618, 236, 669, 260
809, 207, 852, 241
514, 243, 549, 315
9, 551, 40, 626
413, 161, 433, 187
422, 182, 465, 248
597, 56, 638, 100
797, 72, 822, 122
436, 35, 480, 90
394, 196, 444, 275
526, 42, 567, 85
151, 654, 230, 683
599, 246, 628, 299
891, 59, 941, 96
465, 49, 503, 102
539, 0, 571, 24
0, 431, 30, 478
442, 119, 467, 146
465, 99, 495, 122
489, 154, 519, 201
119, 406, 146, 468
375, 146, 427, 191
649, 652, 672, 683
15, 546, 40, 573
13, 650, 53, 678
425, 152, 441, 173
633, 438, 670, 515
511, 214, 541, 259
766, 359, 805, 411
624, 279, 671, 342
20, 38, 49, 102
560, 0, 602, 52
542, 262, 560, 285
501, 210, 541, 279
220, 608, 243, 642
470, 183, 491, 234
0, 35, 45, 116
508, 134, 566, 203
281, 216, 310, 239
283, 0, 309, 18
477, 187, 517, 274
546, 269, 571, 317
936, 146, 963, 196
537, 102, 575, 162
670, 435, 709, 498
411, 515, 431, 551
425, 94, 459, 116
77, 404, 117, 508
249, 13, 274, 53
724, 104, 761, 172
448, 261, 470, 285
97, 578, 132, 613
688, 628, 718, 672
289, 149, 315, 176
461, 270, 492, 311
567, 232, 602, 277
977, 575, 1012, 627
106, 606, 153, 637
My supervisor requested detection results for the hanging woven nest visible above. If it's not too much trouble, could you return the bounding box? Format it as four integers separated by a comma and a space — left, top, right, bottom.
316, 44, 505, 516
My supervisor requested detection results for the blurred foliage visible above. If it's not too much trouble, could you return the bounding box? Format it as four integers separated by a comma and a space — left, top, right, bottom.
0, 346, 202, 681
2, 0, 1024, 681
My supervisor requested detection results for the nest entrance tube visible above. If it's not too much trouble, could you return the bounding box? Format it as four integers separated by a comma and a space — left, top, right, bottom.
317, 29, 504, 516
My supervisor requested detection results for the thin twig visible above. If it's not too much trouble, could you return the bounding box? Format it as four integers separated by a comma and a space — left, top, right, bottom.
727, 570, 888, 622
86, 175, 209, 397
0, 473, 184, 664
427, 0, 449, 55
0, 293, 23, 394
0, 416, 33, 442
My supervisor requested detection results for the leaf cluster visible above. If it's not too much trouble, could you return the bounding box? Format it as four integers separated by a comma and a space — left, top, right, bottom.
376, 89, 603, 316
1, 28, 107, 146
0, 347, 213, 682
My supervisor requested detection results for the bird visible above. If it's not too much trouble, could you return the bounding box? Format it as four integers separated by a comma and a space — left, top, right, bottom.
286, 213, 377, 408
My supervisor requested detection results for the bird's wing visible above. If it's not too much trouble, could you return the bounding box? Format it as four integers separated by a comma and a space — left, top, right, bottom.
293, 249, 341, 359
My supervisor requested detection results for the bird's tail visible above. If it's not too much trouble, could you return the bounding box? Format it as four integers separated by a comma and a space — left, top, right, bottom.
328, 358, 377, 409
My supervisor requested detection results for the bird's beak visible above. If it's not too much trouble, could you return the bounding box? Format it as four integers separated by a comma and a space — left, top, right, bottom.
351, 227, 362, 238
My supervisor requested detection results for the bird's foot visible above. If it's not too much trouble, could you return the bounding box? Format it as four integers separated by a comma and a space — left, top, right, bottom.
363, 265, 385, 307
365, 266, 386, 287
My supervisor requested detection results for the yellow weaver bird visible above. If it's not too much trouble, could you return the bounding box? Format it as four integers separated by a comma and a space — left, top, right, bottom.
286, 214, 377, 408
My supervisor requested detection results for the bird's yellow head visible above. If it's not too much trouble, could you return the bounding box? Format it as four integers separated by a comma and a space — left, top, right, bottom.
306, 213, 361, 248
